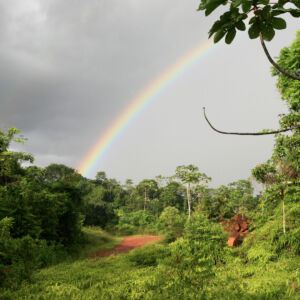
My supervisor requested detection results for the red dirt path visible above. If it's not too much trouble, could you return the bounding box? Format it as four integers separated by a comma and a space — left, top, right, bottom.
91, 236, 161, 258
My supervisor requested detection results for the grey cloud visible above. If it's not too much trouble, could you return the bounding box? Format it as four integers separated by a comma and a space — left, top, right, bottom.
0, 0, 298, 186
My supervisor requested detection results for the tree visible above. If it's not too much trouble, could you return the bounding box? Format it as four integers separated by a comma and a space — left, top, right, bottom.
95, 171, 108, 186
252, 32, 300, 235
175, 165, 211, 219
44, 164, 77, 182
83, 184, 111, 227
136, 179, 158, 211
227, 179, 254, 215
0, 127, 33, 186
125, 179, 133, 188
159, 181, 185, 211
197, 0, 300, 80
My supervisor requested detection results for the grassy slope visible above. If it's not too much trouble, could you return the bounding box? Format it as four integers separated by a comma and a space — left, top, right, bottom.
1, 227, 299, 300
79, 227, 123, 257
0, 228, 163, 300
1, 252, 159, 300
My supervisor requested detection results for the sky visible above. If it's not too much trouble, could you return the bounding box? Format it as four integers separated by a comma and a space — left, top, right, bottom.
0, 0, 299, 187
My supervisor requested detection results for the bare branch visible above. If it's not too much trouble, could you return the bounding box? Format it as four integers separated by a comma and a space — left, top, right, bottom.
252, 5, 300, 81
259, 32, 300, 81
203, 107, 299, 136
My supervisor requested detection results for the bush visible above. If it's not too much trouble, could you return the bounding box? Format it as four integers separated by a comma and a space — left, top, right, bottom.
116, 210, 156, 235
128, 244, 170, 267
152, 211, 228, 297
157, 206, 185, 243
0, 217, 68, 288
184, 211, 227, 264
116, 224, 137, 235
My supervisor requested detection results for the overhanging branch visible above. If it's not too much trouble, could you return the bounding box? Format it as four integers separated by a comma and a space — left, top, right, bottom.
203, 107, 299, 136
259, 32, 300, 81
252, 5, 300, 81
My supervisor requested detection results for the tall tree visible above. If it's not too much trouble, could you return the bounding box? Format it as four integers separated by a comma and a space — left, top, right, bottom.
136, 179, 158, 211
159, 181, 185, 211
175, 165, 211, 219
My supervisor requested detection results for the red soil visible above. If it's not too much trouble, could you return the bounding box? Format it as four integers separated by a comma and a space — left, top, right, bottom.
91, 236, 161, 258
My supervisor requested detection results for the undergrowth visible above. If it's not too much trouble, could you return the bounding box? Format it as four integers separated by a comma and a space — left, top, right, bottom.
1, 221, 299, 299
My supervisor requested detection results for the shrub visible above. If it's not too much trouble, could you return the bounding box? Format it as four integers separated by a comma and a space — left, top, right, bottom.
157, 206, 185, 243
0, 217, 68, 288
116, 210, 156, 235
116, 223, 137, 235
128, 244, 170, 267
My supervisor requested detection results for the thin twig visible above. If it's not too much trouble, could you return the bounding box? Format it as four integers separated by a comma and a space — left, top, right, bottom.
203, 107, 299, 136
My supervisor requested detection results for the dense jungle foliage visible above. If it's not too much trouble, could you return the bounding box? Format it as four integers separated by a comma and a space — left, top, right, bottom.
0, 32, 299, 300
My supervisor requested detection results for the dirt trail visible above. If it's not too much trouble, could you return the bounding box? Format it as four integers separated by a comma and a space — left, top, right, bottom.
91, 236, 161, 258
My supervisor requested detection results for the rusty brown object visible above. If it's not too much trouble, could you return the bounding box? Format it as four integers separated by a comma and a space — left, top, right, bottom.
220, 214, 250, 247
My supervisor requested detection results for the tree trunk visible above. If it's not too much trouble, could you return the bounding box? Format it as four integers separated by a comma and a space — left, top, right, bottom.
187, 183, 191, 219
281, 188, 286, 235
283, 199, 286, 235
144, 188, 147, 211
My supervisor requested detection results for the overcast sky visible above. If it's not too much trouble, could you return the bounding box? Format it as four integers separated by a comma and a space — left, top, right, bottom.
0, 0, 299, 187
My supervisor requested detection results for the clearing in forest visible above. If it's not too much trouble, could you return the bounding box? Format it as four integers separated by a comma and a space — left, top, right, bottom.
90, 235, 161, 257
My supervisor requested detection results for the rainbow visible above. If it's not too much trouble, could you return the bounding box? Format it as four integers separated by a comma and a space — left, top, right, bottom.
78, 39, 217, 177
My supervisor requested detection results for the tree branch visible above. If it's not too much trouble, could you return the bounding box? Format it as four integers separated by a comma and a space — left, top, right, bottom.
252, 5, 300, 81
259, 32, 300, 81
203, 107, 299, 136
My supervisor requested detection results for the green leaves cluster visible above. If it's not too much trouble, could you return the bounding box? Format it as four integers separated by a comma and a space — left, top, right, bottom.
198, 0, 300, 43
175, 164, 211, 184
260, 32, 300, 181
157, 207, 185, 242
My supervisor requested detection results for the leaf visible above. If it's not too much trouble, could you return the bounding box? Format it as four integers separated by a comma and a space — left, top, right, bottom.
225, 28, 236, 44
208, 21, 222, 37
205, 2, 220, 15
242, 1, 252, 12
232, 0, 243, 8
271, 17, 286, 29
236, 20, 246, 31
278, 0, 288, 7
248, 16, 256, 24
258, 0, 269, 4
205, 0, 224, 16
290, 9, 300, 17
261, 5, 272, 19
214, 30, 226, 43
197, 0, 207, 11
248, 23, 260, 39
271, 10, 286, 16
220, 11, 232, 21
261, 23, 275, 41
241, 13, 248, 20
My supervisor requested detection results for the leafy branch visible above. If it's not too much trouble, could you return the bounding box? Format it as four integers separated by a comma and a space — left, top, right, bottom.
198, 0, 300, 80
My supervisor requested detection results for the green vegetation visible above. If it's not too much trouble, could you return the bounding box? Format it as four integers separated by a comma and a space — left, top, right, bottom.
78, 227, 122, 258
197, 0, 300, 81
198, 0, 300, 44
1, 218, 299, 299
0, 28, 299, 300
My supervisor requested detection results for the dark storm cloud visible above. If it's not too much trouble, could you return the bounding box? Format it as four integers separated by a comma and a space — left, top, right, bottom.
0, 0, 298, 185
0, 0, 210, 160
